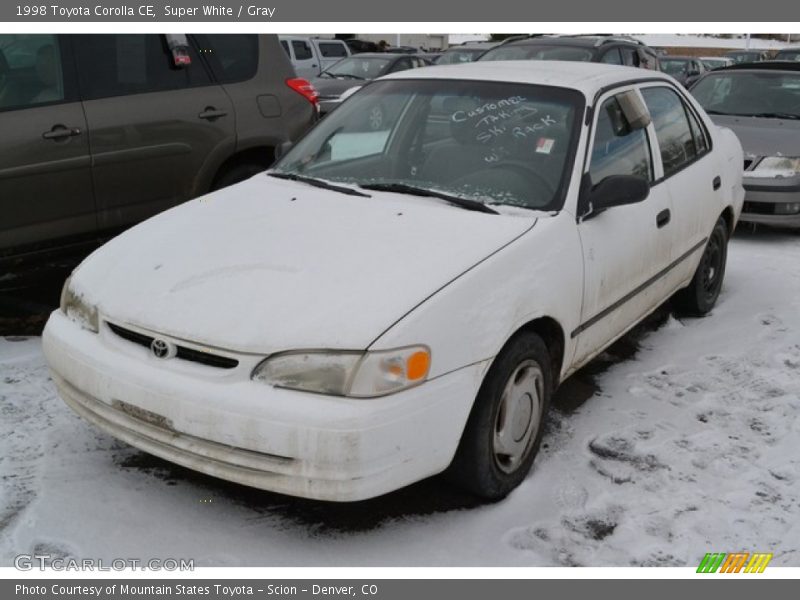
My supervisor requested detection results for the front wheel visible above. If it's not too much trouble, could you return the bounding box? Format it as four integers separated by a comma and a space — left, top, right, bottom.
673, 216, 729, 316
447, 333, 552, 500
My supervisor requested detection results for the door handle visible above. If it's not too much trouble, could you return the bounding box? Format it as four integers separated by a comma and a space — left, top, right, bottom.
198, 107, 228, 120
42, 125, 81, 140
712, 176, 721, 190
656, 208, 671, 228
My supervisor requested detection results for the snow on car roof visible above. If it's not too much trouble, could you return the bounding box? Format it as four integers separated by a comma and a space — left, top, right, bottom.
381, 60, 673, 96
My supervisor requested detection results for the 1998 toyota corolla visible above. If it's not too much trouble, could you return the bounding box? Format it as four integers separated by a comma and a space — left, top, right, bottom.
43, 62, 744, 502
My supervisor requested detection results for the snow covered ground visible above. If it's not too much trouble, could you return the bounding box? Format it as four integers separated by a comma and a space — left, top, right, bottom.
1, 229, 799, 567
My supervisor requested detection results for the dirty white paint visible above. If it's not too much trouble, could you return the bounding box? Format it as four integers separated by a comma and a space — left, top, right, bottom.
41, 64, 742, 501
3, 232, 800, 565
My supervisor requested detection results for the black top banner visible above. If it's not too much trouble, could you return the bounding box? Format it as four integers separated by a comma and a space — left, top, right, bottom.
0, 0, 798, 22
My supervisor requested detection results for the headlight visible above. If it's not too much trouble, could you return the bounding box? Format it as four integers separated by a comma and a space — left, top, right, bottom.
752, 157, 800, 177
60, 275, 99, 333
252, 346, 431, 398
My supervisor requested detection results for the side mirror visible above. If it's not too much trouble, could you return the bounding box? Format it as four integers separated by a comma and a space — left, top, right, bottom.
275, 141, 293, 160
615, 90, 651, 130
584, 175, 650, 218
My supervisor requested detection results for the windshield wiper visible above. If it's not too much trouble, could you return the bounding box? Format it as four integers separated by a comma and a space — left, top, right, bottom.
707, 109, 800, 120
358, 182, 499, 215
332, 73, 364, 80
269, 172, 372, 197
744, 112, 800, 120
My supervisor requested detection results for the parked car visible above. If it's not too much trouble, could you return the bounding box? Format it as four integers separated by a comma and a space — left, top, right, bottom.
418, 52, 443, 63
278, 36, 351, 79
726, 50, 770, 63
774, 47, 800, 62
312, 53, 431, 116
44, 61, 743, 502
659, 55, 707, 87
478, 35, 660, 70
690, 61, 800, 228
700, 56, 735, 70
342, 38, 380, 54
0, 34, 317, 268
437, 41, 501, 65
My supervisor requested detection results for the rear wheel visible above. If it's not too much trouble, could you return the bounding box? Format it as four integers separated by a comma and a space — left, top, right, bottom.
674, 216, 728, 316
447, 333, 552, 500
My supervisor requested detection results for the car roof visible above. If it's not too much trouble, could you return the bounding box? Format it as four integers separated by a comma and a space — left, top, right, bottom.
661, 56, 696, 60
381, 60, 673, 96
498, 35, 647, 49
342, 53, 407, 59
714, 60, 800, 73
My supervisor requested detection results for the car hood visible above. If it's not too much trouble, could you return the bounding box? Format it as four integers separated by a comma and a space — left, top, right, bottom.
707, 114, 800, 159
72, 175, 535, 355
312, 77, 365, 98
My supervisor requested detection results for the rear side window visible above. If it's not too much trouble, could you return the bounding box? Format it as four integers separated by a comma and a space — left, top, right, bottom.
0, 34, 67, 110
318, 42, 347, 58
75, 35, 210, 100
641, 87, 702, 177
194, 34, 258, 83
292, 40, 313, 60
590, 95, 653, 184
600, 48, 622, 65
620, 47, 640, 67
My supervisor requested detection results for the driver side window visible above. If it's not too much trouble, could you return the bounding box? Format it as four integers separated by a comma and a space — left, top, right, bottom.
589, 94, 653, 185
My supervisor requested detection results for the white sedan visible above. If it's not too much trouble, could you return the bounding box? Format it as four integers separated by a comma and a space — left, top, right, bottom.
43, 62, 744, 502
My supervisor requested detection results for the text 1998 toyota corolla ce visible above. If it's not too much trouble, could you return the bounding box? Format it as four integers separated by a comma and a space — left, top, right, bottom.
43, 62, 744, 501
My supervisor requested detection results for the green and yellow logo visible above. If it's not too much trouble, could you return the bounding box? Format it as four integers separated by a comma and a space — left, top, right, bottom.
697, 552, 773, 573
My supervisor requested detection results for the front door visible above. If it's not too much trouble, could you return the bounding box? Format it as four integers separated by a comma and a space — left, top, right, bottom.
73, 34, 236, 233
573, 87, 674, 369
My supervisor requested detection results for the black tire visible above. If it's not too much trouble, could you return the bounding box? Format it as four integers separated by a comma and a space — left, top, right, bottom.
211, 163, 266, 192
673, 216, 729, 316
447, 332, 552, 500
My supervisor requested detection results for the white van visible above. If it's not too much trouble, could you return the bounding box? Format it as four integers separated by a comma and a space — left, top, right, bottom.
279, 36, 351, 79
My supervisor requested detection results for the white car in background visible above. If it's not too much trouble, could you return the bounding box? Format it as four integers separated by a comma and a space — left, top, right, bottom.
43, 62, 744, 502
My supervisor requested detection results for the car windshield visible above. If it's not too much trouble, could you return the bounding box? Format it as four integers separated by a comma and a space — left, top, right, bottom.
728, 52, 760, 63
702, 59, 727, 69
691, 71, 800, 118
437, 48, 484, 64
776, 51, 800, 62
272, 79, 583, 211
479, 44, 594, 63
324, 57, 392, 80
660, 59, 690, 75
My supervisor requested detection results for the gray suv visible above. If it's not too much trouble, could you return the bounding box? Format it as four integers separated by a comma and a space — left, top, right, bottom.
0, 34, 317, 265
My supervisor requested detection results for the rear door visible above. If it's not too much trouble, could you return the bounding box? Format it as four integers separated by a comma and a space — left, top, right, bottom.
288, 39, 319, 78
640, 85, 718, 287
0, 34, 95, 255
573, 87, 674, 368
73, 34, 236, 233
314, 40, 349, 72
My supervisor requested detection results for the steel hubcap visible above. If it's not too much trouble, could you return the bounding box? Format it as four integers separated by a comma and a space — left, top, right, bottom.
493, 360, 544, 474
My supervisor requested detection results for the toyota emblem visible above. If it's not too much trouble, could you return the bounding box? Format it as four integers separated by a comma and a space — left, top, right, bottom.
150, 338, 174, 359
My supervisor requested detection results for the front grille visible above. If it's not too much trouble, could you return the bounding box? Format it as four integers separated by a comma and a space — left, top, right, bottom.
742, 201, 776, 215
107, 322, 239, 370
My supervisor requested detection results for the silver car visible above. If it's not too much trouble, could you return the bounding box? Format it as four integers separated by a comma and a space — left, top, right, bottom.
691, 62, 800, 228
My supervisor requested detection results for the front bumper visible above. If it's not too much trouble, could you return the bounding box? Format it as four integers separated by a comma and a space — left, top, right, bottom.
740, 179, 800, 228
42, 311, 486, 501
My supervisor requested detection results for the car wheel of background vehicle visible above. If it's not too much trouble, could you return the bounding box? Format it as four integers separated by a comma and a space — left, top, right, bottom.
673, 216, 728, 316
211, 163, 265, 191
447, 332, 552, 501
